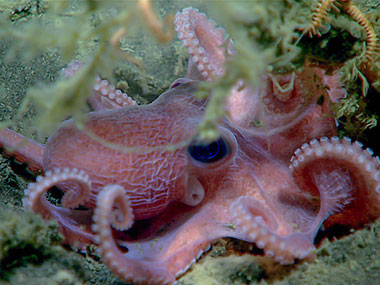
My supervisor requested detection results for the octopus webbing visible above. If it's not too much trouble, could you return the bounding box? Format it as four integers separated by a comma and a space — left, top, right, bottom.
0, 6, 380, 284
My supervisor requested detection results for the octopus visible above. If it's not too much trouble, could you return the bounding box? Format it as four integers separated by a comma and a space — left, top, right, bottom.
1, 7, 380, 285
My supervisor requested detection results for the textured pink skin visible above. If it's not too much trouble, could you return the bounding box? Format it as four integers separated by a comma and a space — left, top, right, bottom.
44, 85, 204, 219
1, 7, 380, 285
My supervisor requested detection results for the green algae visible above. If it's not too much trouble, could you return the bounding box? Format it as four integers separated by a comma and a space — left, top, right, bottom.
0, 0, 191, 140
196, 0, 303, 141
274, 221, 380, 284
0, 210, 62, 277
0, 0, 380, 284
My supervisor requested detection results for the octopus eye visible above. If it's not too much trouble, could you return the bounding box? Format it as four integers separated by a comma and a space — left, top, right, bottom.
188, 137, 229, 163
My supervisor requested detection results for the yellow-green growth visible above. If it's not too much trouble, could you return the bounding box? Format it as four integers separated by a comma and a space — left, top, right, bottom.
336, 57, 378, 139
0, 210, 62, 277
0, 1, 135, 137
196, 0, 303, 141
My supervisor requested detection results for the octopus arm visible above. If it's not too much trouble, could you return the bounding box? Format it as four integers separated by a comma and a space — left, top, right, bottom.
230, 195, 315, 264
92, 184, 234, 284
24, 168, 95, 248
0, 128, 45, 173
290, 136, 380, 231
93, 185, 177, 284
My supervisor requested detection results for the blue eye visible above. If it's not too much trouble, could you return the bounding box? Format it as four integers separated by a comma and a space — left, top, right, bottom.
188, 137, 229, 163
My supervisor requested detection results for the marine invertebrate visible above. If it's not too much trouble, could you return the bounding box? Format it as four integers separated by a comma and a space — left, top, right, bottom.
305, 0, 378, 66
343, 1, 377, 65
1, 6, 380, 285
306, 0, 336, 37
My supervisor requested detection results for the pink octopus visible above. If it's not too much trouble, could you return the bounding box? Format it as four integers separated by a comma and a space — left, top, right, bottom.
1, 7, 380, 284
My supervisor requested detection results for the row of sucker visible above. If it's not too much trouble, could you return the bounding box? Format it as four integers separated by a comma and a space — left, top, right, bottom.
23, 168, 91, 217
290, 136, 380, 195
92, 185, 172, 284
230, 196, 313, 264
175, 7, 225, 81
93, 77, 137, 107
